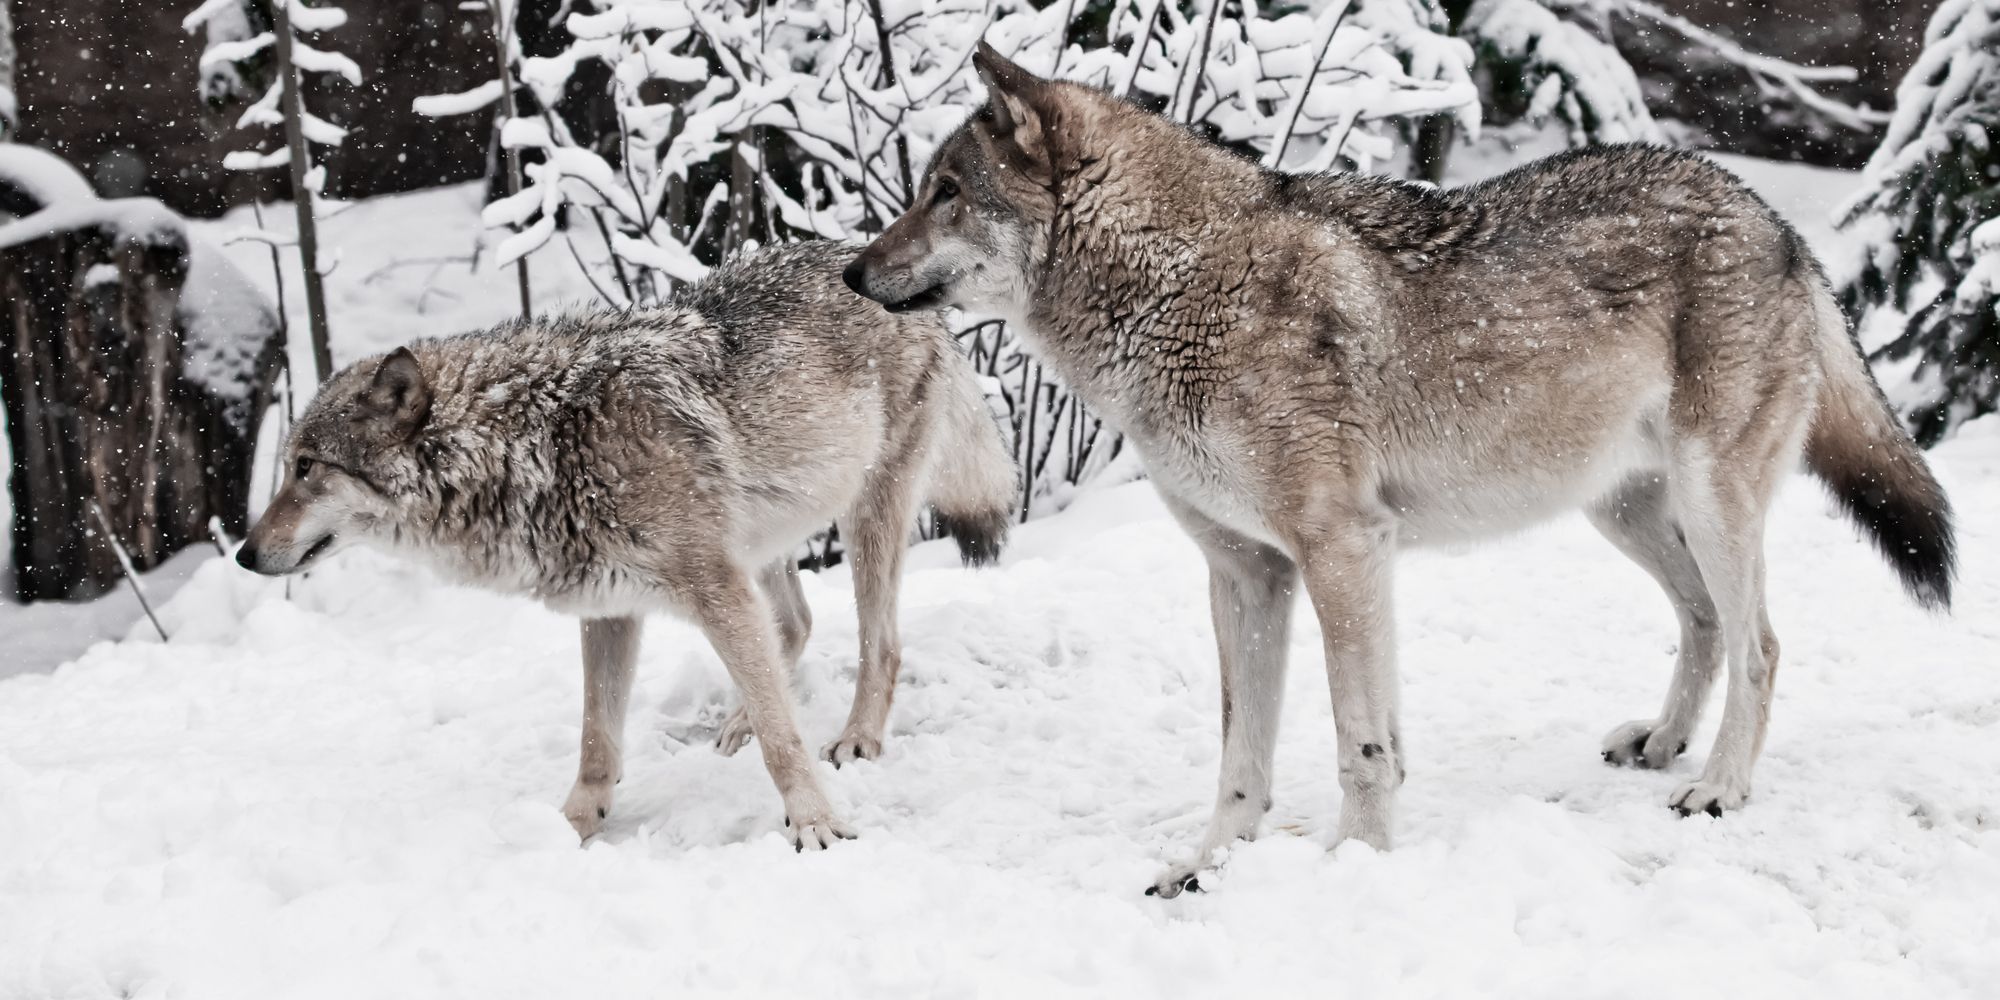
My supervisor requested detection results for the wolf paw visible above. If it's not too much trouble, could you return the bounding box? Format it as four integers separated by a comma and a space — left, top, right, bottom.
714, 707, 755, 757
1601, 720, 1689, 770
1668, 778, 1749, 818
562, 779, 615, 841
822, 726, 883, 768
782, 806, 857, 851
1144, 863, 1206, 899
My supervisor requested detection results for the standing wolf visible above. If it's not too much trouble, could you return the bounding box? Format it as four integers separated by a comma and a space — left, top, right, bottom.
236, 242, 1015, 848
845, 44, 1957, 895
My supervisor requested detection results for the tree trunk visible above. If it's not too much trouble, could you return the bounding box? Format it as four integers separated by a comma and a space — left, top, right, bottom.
1, 0, 17, 139
272, 0, 333, 384
1413, 114, 1455, 183
724, 130, 763, 255
1, 216, 278, 601
488, 1, 530, 318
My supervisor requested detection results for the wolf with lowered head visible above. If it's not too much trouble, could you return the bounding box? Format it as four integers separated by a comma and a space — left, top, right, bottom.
844, 44, 1956, 896
237, 242, 1016, 848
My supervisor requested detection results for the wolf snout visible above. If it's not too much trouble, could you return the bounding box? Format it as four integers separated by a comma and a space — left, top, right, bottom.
842, 256, 873, 298
233, 541, 261, 572
845, 252, 928, 309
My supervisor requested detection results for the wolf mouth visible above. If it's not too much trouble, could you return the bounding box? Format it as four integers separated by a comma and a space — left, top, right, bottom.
298, 534, 336, 567
881, 283, 949, 313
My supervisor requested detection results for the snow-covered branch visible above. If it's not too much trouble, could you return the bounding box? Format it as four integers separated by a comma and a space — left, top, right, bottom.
1619, 0, 1885, 132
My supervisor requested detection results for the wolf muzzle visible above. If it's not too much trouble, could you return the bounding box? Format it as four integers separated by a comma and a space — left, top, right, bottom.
844, 256, 947, 313
841, 257, 872, 299
233, 533, 333, 575
843, 243, 950, 313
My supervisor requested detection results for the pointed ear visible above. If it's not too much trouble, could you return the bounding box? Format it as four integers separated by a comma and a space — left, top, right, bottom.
357, 346, 431, 439
973, 41, 1051, 167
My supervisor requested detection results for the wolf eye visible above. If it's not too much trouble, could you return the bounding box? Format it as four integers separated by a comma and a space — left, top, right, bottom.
931, 177, 959, 206
294, 456, 316, 481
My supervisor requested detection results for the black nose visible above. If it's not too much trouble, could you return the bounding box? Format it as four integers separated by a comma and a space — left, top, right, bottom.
234, 543, 258, 570
842, 257, 870, 297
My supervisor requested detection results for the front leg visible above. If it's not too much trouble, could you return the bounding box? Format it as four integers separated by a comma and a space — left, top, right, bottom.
1292, 515, 1400, 850
1148, 495, 1298, 898
694, 565, 854, 850
563, 616, 641, 840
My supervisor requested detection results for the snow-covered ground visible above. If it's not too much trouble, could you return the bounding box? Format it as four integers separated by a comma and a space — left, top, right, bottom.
4, 157, 1998, 996
4, 426, 1998, 997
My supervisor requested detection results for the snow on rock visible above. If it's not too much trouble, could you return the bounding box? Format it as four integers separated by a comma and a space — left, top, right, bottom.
2, 417, 1997, 996
180, 238, 282, 434
0, 144, 277, 431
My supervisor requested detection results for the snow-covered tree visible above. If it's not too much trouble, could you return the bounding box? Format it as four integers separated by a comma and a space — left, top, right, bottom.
1837, 0, 2000, 445
184, 0, 359, 384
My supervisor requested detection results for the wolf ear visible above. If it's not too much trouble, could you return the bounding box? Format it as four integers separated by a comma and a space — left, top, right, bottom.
357, 346, 431, 439
973, 41, 1052, 168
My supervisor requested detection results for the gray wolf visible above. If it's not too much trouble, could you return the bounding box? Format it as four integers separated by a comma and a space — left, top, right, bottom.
236, 242, 1016, 848
844, 44, 1956, 896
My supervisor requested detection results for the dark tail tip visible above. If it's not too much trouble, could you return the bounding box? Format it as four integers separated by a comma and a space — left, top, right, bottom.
1829, 469, 1957, 612
935, 509, 1008, 568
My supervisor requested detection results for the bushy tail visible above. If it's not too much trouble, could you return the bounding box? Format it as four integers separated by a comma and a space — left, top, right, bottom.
927, 357, 1018, 567
1803, 277, 1957, 610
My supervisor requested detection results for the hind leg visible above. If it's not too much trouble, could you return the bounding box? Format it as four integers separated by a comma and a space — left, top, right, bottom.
1663, 449, 1788, 816
1587, 478, 1723, 770
716, 558, 813, 756
824, 462, 927, 766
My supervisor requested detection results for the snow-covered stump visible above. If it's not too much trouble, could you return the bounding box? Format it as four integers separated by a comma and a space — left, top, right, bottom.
0, 151, 281, 602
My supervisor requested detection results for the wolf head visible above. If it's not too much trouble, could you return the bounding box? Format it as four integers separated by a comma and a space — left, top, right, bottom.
844, 43, 1157, 320
236, 347, 432, 575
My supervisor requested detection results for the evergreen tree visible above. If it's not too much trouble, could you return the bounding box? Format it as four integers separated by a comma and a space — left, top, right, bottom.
1838, 0, 2000, 445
